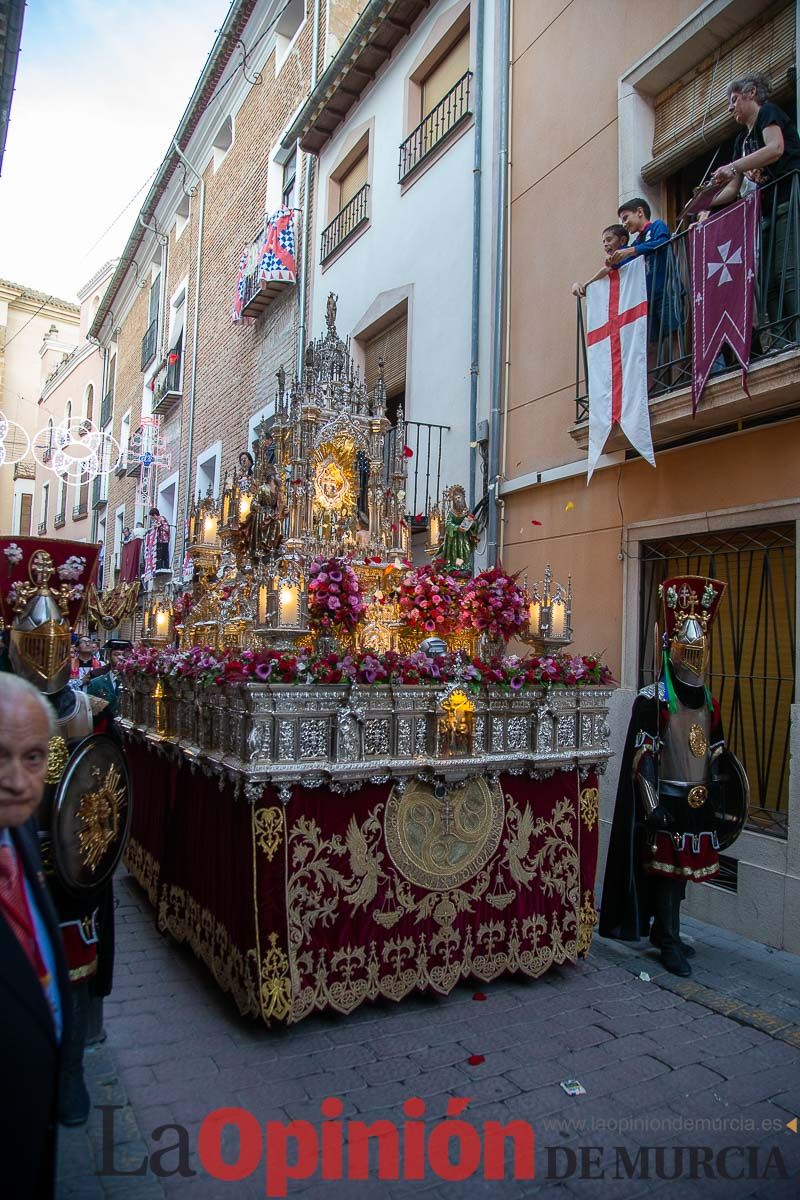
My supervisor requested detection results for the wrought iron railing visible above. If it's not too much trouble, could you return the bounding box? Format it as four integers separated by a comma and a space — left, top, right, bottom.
72, 501, 88, 520
164, 351, 182, 396
54, 510, 66, 529
141, 318, 158, 371
100, 389, 113, 428
383, 420, 449, 520
320, 184, 369, 262
399, 71, 473, 182
92, 475, 106, 507
574, 171, 800, 422
37, 521, 47, 535
13, 460, 35, 480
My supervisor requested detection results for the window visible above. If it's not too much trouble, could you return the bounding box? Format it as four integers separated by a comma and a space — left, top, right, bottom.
120, 410, 132, 467
65, 399, 72, 425
157, 471, 179, 564
84, 383, 94, 423
364, 313, 408, 425
248, 404, 276, 458
16, 488, 33, 536
282, 150, 297, 209
175, 193, 191, 239
212, 116, 234, 172
167, 286, 186, 391
196, 441, 222, 500
339, 150, 368, 210
322, 136, 371, 262
114, 506, 125, 570
643, 3, 795, 187
400, 19, 472, 181
421, 31, 469, 123
275, 0, 304, 73
40, 482, 50, 532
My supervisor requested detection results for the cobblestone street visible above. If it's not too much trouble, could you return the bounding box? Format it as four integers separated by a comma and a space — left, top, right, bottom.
57, 874, 800, 1199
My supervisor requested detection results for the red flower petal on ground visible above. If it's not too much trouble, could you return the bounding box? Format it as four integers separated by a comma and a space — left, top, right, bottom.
467, 1054, 485, 1066
472, 992, 487, 1001
531, 519, 542, 526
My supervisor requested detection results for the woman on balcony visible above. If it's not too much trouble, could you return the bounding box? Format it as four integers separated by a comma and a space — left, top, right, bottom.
709, 73, 800, 203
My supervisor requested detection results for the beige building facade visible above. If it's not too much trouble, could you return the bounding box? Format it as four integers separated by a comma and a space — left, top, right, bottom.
0, 280, 79, 536
501, 0, 800, 949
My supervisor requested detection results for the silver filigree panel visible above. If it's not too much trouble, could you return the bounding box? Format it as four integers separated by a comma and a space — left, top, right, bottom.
364, 719, 390, 757
300, 719, 328, 759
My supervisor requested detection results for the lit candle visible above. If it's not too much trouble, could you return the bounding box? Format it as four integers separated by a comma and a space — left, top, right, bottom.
239, 494, 252, 521
258, 584, 268, 626
528, 600, 540, 636
279, 584, 299, 626
551, 602, 566, 639
156, 609, 169, 632
203, 515, 218, 542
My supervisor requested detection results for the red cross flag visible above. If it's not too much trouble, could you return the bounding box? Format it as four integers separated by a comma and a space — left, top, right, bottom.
586, 256, 655, 481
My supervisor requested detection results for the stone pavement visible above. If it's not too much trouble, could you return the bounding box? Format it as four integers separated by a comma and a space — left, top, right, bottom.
57, 874, 800, 1200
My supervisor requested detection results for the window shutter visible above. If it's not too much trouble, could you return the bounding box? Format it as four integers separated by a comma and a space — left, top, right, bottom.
642, 2, 795, 184
19, 493, 32, 536
365, 315, 408, 396
422, 32, 470, 118
340, 151, 368, 207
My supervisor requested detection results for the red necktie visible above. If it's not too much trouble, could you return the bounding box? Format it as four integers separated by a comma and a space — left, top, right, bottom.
0, 841, 49, 986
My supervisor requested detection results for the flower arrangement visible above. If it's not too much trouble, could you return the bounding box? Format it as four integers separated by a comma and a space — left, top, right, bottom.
397, 565, 464, 635
173, 592, 194, 620
307, 556, 366, 633
3, 543, 23, 568
461, 567, 528, 640
118, 644, 613, 692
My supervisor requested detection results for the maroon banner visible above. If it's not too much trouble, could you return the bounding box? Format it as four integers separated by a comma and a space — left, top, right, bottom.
690, 192, 759, 413
119, 538, 141, 584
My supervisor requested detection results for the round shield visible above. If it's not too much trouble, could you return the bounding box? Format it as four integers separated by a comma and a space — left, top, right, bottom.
711, 748, 749, 851
52, 734, 133, 891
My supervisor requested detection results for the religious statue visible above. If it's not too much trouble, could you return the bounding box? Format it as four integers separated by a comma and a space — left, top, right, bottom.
245, 469, 286, 559
326, 292, 338, 332
432, 485, 478, 572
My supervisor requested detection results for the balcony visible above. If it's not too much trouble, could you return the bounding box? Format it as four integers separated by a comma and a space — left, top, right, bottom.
141, 318, 158, 371
320, 184, 369, 263
152, 350, 183, 416
14, 460, 35, 480
398, 71, 473, 183
572, 172, 800, 452
54, 510, 66, 529
384, 419, 450, 523
100, 389, 113, 428
115, 453, 128, 477
72, 502, 88, 521
92, 475, 107, 508
37, 521, 47, 535
42, 442, 52, 464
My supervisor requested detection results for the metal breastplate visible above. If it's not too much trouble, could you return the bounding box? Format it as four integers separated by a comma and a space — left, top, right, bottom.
660, 701, 710, 785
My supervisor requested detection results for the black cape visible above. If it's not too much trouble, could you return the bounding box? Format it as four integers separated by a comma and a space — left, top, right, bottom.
598, 691, 658, 941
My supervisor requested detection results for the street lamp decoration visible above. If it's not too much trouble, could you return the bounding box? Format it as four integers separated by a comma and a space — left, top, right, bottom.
523, 564, 573, 651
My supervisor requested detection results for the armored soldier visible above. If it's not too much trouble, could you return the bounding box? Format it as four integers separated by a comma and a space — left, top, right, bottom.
0, 538, 131, 1124
600, 575, 747, 976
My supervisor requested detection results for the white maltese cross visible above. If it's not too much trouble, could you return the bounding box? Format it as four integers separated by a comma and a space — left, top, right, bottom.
707, 240, 742, 286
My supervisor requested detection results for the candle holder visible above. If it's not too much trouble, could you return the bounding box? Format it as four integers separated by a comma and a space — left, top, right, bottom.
142, 593, 174, 646
522, 564, 573, 653
187, 487, 221, 592
254, 556, 309, 650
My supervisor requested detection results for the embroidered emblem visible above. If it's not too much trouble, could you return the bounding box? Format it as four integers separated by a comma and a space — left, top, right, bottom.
688, 724, 707, 758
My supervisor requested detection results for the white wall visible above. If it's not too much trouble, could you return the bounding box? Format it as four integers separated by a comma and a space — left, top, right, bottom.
310, 0, 499, 513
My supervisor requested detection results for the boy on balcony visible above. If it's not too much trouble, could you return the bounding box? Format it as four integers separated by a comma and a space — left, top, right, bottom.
571, 223, 629, 297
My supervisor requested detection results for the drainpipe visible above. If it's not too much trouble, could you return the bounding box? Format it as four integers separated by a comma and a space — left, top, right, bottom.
468, 0, 485, 511
173, 140, 206, 542
297, 0, 323, 375
486, 0, 511, 565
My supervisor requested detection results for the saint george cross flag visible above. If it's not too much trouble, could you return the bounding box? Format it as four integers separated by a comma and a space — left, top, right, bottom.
689, 192, 759, 414
586, 256, 655, 481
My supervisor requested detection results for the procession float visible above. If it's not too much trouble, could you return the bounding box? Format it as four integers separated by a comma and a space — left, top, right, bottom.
119, 298, 614, 1026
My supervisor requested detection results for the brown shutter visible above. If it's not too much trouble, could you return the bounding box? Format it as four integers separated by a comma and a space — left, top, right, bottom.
19, 493, 32, 536
339, 151, 368, 207
422, 31, 470, 118
365, 315, 408, 396
642, 2, 795, 184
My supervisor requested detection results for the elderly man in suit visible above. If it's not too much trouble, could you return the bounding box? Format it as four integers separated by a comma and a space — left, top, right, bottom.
0, 675, 71, 1200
